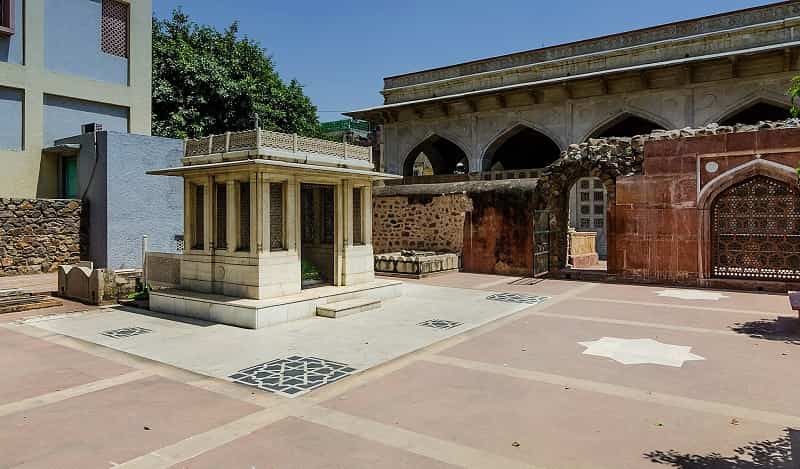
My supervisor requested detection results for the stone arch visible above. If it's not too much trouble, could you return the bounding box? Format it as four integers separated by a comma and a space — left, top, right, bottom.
582, 110, 674, 141
402, 133, 470, 177
481, 123, 563, 172
697, 158, 799, 281
718, 98, 790, 125
698, 159, 797, 210
708, 93, 791, 126
534, 141, 644, 272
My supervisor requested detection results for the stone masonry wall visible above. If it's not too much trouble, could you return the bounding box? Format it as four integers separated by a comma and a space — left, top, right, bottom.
372, 194, 472, 254
0, 199, 82, 276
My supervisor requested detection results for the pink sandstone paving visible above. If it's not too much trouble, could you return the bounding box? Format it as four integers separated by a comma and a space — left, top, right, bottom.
0, 375, 260, 469
322, 360, 787, 469
1, 271, 798, 467
545, 296, 792, 332
173, 417, 458, 469
0, 327, 132, 405
439, 312, 800, 415
581, 281, 794, 313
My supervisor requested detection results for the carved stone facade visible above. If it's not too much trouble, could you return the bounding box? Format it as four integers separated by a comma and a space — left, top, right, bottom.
0, 198, 82, 276
349, 2, 800, 177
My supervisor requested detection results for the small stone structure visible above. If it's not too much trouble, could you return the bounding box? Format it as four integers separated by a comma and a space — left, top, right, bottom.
147, 128, 402, 328
375, 251, 460, 277
58, 262, 142, 305
0, 198, 82, 276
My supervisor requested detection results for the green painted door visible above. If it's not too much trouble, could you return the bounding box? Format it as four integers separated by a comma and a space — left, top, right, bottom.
62, 156, 78, 198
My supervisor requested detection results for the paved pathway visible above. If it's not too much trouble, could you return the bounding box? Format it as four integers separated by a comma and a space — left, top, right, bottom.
0, 273, 798, 468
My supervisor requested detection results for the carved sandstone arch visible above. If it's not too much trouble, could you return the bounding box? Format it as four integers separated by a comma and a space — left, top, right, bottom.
402, 134, 470, 177
708, 93, 791, 126
582, 110, 673, 141
481, 123, 563, 171
697, 158, 799, 281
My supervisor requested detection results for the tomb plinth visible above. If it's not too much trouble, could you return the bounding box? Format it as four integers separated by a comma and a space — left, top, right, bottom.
374, 251, 460, 278
567, 230, 600, 268
148, 128, 402, 328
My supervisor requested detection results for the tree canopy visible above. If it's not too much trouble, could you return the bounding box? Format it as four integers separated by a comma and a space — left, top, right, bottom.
152, 9, 321, 139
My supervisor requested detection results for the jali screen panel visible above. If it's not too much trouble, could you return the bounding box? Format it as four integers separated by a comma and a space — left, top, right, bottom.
712, 176, 800, 281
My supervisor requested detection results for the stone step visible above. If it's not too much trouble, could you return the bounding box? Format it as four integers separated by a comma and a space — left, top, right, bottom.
316, 298, 381, 319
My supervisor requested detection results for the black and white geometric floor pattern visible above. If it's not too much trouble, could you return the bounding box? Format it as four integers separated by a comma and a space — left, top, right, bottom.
486, 292, 549, 305
229, 356, 356, 397
100, 327, 153, 339
418, 319, 463, 330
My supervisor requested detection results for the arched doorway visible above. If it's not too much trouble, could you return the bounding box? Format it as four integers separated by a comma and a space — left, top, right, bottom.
711, 176, 800, 281
483, 125, 561, 171
403, 135, 468, 177
590, 114, 666, 139
720, 102, 790, 126
568, 177, 608, 261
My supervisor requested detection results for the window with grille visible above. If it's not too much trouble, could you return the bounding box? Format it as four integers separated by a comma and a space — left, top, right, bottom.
269, 183, 285, 250
321, 187, 334, 244
215, 184, 227, 250
352, 188, 363, 245
101, 0, 128, 58
301, 188, 314, 243
193, 185, 204, 249
0, 0, 14, 36
238, 182, 250, 251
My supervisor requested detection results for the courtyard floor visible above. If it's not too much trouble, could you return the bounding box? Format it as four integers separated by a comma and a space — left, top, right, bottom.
0, 272, 798, 468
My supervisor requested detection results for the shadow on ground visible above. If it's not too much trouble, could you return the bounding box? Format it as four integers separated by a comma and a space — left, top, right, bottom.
729, 317, 800, 345
644, 428, 798, 468
112, 305, 216, 327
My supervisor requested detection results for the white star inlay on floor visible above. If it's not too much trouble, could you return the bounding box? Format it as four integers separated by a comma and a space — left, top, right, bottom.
578, 337, 705, 367
655, 289, 729, 301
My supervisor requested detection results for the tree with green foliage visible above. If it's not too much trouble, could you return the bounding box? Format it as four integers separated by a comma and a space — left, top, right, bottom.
152, 9, 322, 139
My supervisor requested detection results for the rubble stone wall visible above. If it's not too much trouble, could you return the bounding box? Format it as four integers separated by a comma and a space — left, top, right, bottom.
372, 194, 472, 254
0, 199, 82, 276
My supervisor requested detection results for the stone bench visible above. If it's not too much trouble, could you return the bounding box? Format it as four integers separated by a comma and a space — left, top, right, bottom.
789, 291, 800, 318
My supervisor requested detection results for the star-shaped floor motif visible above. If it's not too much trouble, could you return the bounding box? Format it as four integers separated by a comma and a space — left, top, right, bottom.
579, 337, 705, 367
655, 289, 729, 301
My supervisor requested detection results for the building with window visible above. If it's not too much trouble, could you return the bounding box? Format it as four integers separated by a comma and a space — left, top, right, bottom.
0, 0, 151, 198
350, 1, 800, 274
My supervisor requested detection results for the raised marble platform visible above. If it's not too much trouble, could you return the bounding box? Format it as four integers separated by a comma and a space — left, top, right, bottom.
150, 279, 402, 329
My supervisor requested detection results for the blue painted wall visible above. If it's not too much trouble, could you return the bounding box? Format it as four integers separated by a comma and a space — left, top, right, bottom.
44, 0, 128, 85
0, 0, 23, 64
55, 131, 183, 269
105, 132, 183, 269
0, 86, 23, 150
43, 94, 128, 146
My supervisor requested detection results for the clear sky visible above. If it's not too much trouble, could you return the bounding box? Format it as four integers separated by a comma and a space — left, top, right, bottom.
153, 0, 777, 121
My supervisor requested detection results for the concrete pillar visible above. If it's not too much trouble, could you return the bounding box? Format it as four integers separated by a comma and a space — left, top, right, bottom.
249, 172, 258, 256
363, 184, 373, 245
261, 176, 271, 252
343, 180, 353, 247
334, 182, 344, 286
183, 180, 192, 250
286, 177, 298, 252
204, 175, 213, 253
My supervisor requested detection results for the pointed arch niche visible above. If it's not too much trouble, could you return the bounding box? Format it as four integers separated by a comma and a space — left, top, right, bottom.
402, 135, 469, 177
482, 124, 561, 172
